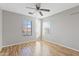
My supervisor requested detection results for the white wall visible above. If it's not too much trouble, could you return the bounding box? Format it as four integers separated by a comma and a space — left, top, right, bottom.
35, 19, 41, 39
43, 6, 79, 51
2, 10, 36, 47
0, 9, 2, 47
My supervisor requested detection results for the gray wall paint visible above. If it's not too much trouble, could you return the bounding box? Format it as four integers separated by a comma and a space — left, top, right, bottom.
2, 10, 36, 46
0, 9, 2, 47
43, 6, 79, 50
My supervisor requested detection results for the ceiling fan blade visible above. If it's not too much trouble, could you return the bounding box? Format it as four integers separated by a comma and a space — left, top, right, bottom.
40, 9, 50, 12
28, 12, 34, 14
26, 7, 36, 9
39, 11, 43, 16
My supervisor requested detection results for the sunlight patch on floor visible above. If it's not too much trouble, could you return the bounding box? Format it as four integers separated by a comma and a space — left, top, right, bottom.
34, 41, 41, 56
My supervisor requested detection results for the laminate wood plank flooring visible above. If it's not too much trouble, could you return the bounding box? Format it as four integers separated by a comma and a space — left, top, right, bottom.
0, 40, 79, 56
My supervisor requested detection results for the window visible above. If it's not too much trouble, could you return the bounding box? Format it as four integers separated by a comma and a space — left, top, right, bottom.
43, 21, 50, 35
22, 20, 32, 36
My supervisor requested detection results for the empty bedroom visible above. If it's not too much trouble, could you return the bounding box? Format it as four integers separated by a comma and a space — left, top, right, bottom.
0, 3, 79, 56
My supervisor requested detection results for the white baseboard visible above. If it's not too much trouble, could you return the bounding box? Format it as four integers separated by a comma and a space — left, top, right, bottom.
44, 39, 79, 52
1, 40, 37, 48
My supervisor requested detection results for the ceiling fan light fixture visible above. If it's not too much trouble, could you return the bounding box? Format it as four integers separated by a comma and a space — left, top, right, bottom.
26, 3, 50, 16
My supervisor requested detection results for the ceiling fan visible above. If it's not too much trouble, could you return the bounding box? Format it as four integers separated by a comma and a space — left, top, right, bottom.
26, 3, 50, 16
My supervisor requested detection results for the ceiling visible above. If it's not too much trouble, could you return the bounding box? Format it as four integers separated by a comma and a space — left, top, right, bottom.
0, 3, 79, 18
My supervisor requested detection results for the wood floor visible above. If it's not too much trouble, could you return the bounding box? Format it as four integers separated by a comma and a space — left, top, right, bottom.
0, 40, 79, 56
